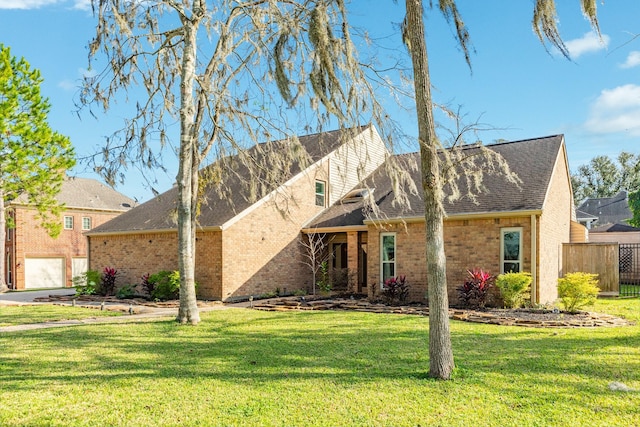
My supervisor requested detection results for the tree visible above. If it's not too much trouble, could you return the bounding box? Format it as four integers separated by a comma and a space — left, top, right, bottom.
629, 190, 640, 228
572, 152, 640, 205
82, 1, 388, 324
399, 0, 600, 379
300, 230, 330, 295
0, 44, 75, 292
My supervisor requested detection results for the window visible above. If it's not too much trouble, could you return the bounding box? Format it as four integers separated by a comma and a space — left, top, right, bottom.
380, 233, 396, 285
315, 180, 326, 207
64, 216, 74, 230
501, 228, 522, 273
82, 217, 92, 230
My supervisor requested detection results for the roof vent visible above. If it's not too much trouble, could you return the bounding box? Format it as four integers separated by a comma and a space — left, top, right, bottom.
341, 188, 371, 204
122, 203, 131, 208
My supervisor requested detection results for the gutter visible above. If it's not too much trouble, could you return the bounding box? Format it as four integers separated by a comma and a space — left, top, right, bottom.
85, 225, 223, 238
363, 209, 543, 225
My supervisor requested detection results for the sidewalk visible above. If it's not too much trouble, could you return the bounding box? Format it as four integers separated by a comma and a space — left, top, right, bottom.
0, 288, 247, 333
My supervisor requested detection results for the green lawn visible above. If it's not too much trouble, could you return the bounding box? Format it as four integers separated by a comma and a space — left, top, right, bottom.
0, 304, 121, 327
0, 300, 638, 427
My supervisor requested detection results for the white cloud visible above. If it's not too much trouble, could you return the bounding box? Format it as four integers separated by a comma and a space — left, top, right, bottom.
72, 0, 90, 10
620, 51, 640, 69
585, 84, 640, 136
58, 79, 76, 91
565, 31, 610, 59
0, 0, 89, 9
0, 0, 60, 9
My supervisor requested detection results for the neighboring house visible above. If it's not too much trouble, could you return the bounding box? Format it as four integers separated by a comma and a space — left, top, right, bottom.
87, 129, 580, 305
588, 223, 640, 244
4, 177, 135, 289
577, 191, 632, 229
577, 191, 639, 244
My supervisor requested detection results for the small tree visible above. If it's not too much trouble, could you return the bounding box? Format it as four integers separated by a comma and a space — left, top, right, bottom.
300, 231, 330, 295
0, 44, 75, 291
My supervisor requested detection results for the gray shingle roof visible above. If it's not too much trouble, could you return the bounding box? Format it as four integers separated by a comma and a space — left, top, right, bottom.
88, 126, 369, 234
12, 177, 135, 212
577, 191, 632, 227
309, 135, 565, 228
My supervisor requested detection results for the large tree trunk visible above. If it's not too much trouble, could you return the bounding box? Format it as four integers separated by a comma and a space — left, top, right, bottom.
176, 13, 201, 325
0, 189, 8, 292
405, 0, 454, 379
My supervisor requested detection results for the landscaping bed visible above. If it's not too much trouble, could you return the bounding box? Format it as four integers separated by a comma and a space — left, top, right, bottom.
252, 296, 633, 328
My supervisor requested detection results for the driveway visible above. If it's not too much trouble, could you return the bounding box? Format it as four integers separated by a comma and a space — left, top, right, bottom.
0, 288, 76, 305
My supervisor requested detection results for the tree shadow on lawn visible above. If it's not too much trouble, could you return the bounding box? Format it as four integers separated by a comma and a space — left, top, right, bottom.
1, 310, 638, 398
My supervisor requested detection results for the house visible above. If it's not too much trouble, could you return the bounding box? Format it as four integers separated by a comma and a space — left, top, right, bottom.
576, 191, 640, 244
87, 128, 580, 305
86, 126, 387, 300
307, 134, 579, 305
4, 177, 135, 289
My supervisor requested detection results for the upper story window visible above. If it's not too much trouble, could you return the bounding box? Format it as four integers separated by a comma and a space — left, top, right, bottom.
500, 227, 523, 273
315, 180, 326, 207
64, 216, 74, 230
82, 217, 92, 231
380, 232, 396, 285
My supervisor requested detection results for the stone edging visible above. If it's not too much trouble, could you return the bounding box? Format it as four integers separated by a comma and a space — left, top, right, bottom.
252, 297, 633, 328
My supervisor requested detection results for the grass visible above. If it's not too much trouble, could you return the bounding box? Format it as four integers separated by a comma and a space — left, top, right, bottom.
619, 283, 640, 297
0, 304, 121, 327
0, 299, 638, 426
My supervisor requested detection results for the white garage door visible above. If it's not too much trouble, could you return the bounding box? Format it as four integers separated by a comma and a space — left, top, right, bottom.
24, 258, 65, 289
72, 258, 88, 282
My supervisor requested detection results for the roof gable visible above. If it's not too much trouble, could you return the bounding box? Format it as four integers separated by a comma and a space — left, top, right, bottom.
309, 135, 565, 228
89, 126, 370, 234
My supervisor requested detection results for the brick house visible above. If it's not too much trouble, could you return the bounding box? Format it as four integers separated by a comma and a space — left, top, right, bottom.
86, 126, 387, 299
87, 128, 581, 305
310, 134, 581, 305
5, 177, 135, 289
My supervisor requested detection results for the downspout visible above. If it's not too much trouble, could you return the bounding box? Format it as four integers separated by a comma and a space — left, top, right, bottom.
531, 214, 538, 305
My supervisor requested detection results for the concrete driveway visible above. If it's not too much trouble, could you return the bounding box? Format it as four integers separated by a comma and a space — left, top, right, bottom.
0, 288, 76, 305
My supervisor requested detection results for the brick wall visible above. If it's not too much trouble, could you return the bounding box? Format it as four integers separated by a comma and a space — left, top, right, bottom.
367, 217, 532, 306
538, 147, 572, 303
220, 167, 329, 300
88, 230, 222, 297
10, 206, 126, 289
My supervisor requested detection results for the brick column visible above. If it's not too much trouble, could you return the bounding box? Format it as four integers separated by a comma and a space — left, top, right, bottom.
347, 231, 358, 293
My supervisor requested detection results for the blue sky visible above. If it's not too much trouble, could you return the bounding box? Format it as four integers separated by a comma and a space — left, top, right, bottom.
1, 0, 640, 202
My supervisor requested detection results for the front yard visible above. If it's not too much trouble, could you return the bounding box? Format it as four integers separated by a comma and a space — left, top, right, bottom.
0, 299, 638, 426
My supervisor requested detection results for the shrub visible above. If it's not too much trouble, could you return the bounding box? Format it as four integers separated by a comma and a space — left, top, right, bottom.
148, 270, 181, 301
382, 275, 409, 305
116, 284, 136, 299
139, 273, 154, 297
97, 267, 118, 296
73, 270, 100, 296
557, 272, 600, 313
317, 262, 331, 294
458, 268, 495, 309
496, 272, 532, 308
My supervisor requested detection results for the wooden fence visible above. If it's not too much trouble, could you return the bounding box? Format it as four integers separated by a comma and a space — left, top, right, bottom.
562, 243, 619, 293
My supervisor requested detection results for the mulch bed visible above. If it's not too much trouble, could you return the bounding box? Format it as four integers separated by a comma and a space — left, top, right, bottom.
251, 297, 633, 328
33, 294, 632, 328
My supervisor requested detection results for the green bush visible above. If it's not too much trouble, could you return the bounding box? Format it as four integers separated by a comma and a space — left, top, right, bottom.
116, 284, 136, 299
496, 272, 531, 308
557, 272, 600, 313
73, 270, 100, 296
148, 271, 186, 301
